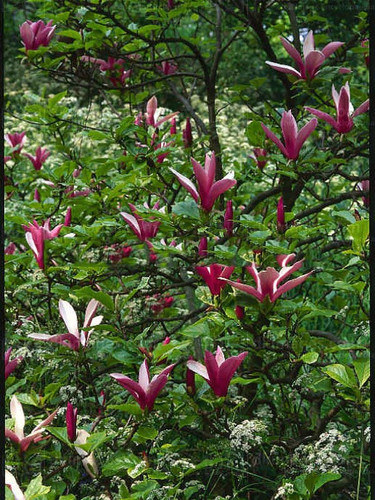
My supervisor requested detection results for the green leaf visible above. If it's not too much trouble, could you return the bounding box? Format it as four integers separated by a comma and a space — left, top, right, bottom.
322, 364, 357, 388
48, 91, 68, 108
70, 287, 114, 311
24, 474, 51, 500
347, 219, 369, 253
172, 200, 200, 219
102, 451, 141, 477
46, 427, 71, 446
106, 403, 143, 416
136, 426, 158, 440
300, 352, 319, 364
352, 358, 370, 388
76, 431, 111, 452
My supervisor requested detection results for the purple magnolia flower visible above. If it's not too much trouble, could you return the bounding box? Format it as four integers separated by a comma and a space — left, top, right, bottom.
5, 348, 23, 380
24, 146, 50, 170
66, 402, 78, 442
187, 346, 248, 397
170, 118, 177, 135
224, 200, 234, 236
223, 254, 312, 303
182, 118, 193, 148
266, 30, 343, 80
305, 83, 369, 134
5, 132, 26, 154
198, 237, 208, 257
145, 96, 179, 128
261, 111, 317, 161
186, 356, 196, 395
157, 61, 178, 75
5, 395, 57, 452
110, 359, 176, 411
33, 189, 41, 202
5, 242, 16, 255
357, 180, 369, 207
170, 152, 236, 212
64, 207, 72, 226
250, 147, 267, 170
20, 20, 56, 51
120, 203, 163, 245
195, 264, 235, 296
28, 299, 103, 350
23, 219, 63, 269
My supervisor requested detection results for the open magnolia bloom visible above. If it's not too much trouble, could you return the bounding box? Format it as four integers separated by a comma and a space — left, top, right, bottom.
120, 202, 164, 245
5, 395, 57, 452
28, 299, 103, 350
222, 254, 313, 303
20, 20, 56, 51
23, 219, 63, 269
187, 346, 248, 397
305, 82, 369, 134
110, 360, 176, 411
145, 96, 179, 128
170, 152, 236, 212
5, 347, 23, 379
196, 264, 235, 296
261, 111, 317, 161
266, 30, 343, 80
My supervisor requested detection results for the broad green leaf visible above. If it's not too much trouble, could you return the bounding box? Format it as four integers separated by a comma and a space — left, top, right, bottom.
347, 219, 369, 253
102, 451, 141, 477
352, 358, 370, 388
300, 352, 319, 364
322, 364, 357, 388
24, 474, 51, 500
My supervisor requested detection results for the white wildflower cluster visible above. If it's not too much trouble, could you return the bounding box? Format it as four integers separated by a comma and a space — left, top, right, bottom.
229, 419, 267, 453
58, 385, 83, 404
364, 426, 370, 443
254, 405, 273, 423
274, 482, 295, 499
336, 305, 349, 320
172, 458, 195, 470
353, 321, 369, 342
130, 460, 147, 477
292, 428, 346, 474
270, 445, 288, 469
147, 485, 176, 499
231, 395, 249, 406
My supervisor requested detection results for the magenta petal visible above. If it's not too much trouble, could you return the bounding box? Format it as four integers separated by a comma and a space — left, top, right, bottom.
295, 118, 318, 156
192, 157, 210, 201
272, 271, 313, 302
217, 352, 248, 396
169, 168, 199, 202
224, 279, 264, 302
321, 41, 344, 58
110, 374, 146, 409
204, 350, 219, 389
265, 61, 302, 78
280, 37, 304, 68
5, 359, 22, 379
352, 99, 370, 118
305, 107, 336, 128
28, 333, 81, 351
261, 123, 288, 158
5, 429, 20, 444
281, 111, 298, 159
120, 212, 142, 239
304, 50, 325, 78
186, 360, 209, 380
205, 178, 236, 212
146, 373, 170, 411
276, 254, 296, 267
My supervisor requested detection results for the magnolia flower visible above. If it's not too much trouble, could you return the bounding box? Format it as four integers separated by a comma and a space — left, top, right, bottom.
186, 356, 196, 395
64, 207, 72, 226
250, 147, 267, 170
28, 299, 103, 350
33, 189, 41, 202
183, 118, 193, 148
357, 180, 369, 207
81, 55, 125, 71
66, 402, 78, 442
235, 305, 244, 320
5, 348, 23, 379
277, 197, 286, 233
196, 264, 235, 296
145, 96, 179, 128
170, 118, 177, 135
157, 61, 178, 75
5, 470, 25, 500
266, 31, 343, 80
5, 242, 16, 255
223, 254, 312, 303
198, 237, 208, 257
74, 429, 99, 478
20, 20, 56, 51
305, 83, 369, 134
23, 219, 63, 269
154, 140, 174, 163
24, 146, 50, 170
167, 0, 174, 9
6, 395, 57, 452
224, 200, 234, 236
261, 111, 317, 161
110, 359, 176, 411
120, 203, 162, 245
5, 132, 26, 154
170, 152, 236, 212
187, 347, 248, 397
107, 244, 133, 263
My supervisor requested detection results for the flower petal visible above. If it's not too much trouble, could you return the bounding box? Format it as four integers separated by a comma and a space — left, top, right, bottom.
120, 212, 142, 239
305, 108, 336, 128
223, 278, 264, 302
10, 396, 25, 440
186, 360, 209, 380
352, 99, 370, 118
265, 61, 302, 78
261, 123, 288, 158
272, 271, 313, 302
59, 300, 79, 336
169, 168, 199, 202
321, 41, 344, 58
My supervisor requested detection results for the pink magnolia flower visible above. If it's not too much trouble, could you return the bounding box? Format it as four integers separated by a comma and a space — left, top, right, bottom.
224, 200, 234, 236
110, 359, 175, 411
33, 189, 40, 202
154, 140, 174, 163
5, 242, 16, 255
170, 152, 236, 212
4, 155, 12, 163
357, 180, 369, 207
107, 244, 132, 263
170, 118, 177, 135
196, 264, 235, 296
81, 55, 125, 71
23, 219, 63, 269
261, 111, 317, 161
24, 146, 50, 170
305, 83, 369, 134
167, 0, 174, 9
339, 67, 352, 74
250, 147, 267, 170
5, 395, 57, 452
235, 305, 244, 320
28, 299, 103, 350
120, 203, 162, 244
5, 132, 26, 154
20, 20, 56, 51
186, 356, 196, 395
109, 68, 132, 87
157, 61, 178, 75
266, 31, 343, 80
145, 96, 179, 128
277, 196, 286, 233
64, 207, 72, 226
182, 118, 193, 148
187, 346, 248, 397
6, 470, 25, 500
66, 402, 78, 442
223, 254, 312, 303
5, 348, 23, 379
198, 237, 208, 257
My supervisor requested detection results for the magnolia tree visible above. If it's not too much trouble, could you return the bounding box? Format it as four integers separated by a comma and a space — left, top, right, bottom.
5, 1, 369, 499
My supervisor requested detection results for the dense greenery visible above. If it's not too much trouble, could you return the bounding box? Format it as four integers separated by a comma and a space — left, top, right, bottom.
5, 1, 369, 499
